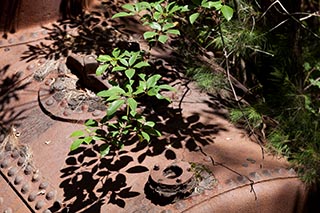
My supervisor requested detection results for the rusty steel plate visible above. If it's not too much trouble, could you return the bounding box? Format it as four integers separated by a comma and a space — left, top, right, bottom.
0, 1, 315, 213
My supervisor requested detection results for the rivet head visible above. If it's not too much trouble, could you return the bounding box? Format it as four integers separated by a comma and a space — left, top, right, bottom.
0, 151, 4, 160
27, 64, 35, 71
43, 209, 52, 213
14, 175, 24, 185
5, 143, 12, 151
24, 165, 33, 175
28, 192, 38, 202
45, 99, 54, 106
17, 157, 26, 166
35, 200, 45, 210
21, 183, 30, 194
92, 110, 101, 117
32, 173, 41, 182
39, 182, 49, 190
8, 167, 18, 177
11, 150, 20, 159
39, 58, 46, 64
153, 165, 160, 171
3, 207, 13, 213
46, 191, 56, 200
0, 159, 9, 168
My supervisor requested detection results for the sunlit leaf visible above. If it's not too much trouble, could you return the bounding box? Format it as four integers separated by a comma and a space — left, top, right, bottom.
125, 69, 135, 79
97, 55, 112, 62
70, 139, 83, 151
166, 29, 180, 35
112, 48, 121, 57
97, 87, 125, 97
146, 74, 162, 89
149, 22, 161, 31
70, 130, 84, 138
112, 12, 134, 19
119, 58, 128, 67
141, 131, 150, 142
83, 136, 93, 144
127, 98, 137, 116
159, 84, 176, 91
134, 61, 150, 68
96, 64, 108, 76
221, 5, 234, 21
189, 12, 200, 24
85, 119, 98, 127
107, 99, 125, 116
122, 4, 135, 12
100, 144, 110, 157
112, 66, 126, 72
143, 31, 157, 39
158, 35, 168, 44
145, 121, 155, 127
129, 53, 138, 66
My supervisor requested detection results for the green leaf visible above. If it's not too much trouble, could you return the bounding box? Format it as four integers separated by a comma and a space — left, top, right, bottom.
119, 58, 128, 67
310, 79, 320, 89
134, 61, 150, 68
129, 54, 138, 66
189, 12, 200, 24
147, 87, 160, 96
122, 4, 135, 12
97, 55, 112, 62
158, 35, 168, 44
154, 3, 163, 13
153, 12, 161, 21
146, 74, 162, 89
100, 144, 110, 157
141, 131, 150, 142
149, 22, 162, 31
145, 121, 155, 127
83, 136, 93, 144
162, 23, 175, 31
181, 5, 190, 12
138, 73, 146, 81
70, 130, 84, 138
143, 31, 157, 39
203, 1, 222, 9
127, 98, 137, 116
166, 29, 180, 35
85, 119, 98, 127
92, 135, 104, 141
70, 139, 83, 151
112, 48, 121, 57
96, 64, 109, 76
112, 12, 134, 19
97, 87, 126, 98
168, 4, 182, 14
221, 5, 233, 21
125, 69, 135, 79
112, 66, 126, 72
158, 84, 176, 91
107, 99, 125, 116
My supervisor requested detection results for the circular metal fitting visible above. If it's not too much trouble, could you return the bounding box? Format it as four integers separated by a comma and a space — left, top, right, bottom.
145, 161, 195, 205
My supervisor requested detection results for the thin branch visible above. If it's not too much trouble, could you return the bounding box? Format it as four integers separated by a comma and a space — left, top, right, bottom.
218, 21, 265, 161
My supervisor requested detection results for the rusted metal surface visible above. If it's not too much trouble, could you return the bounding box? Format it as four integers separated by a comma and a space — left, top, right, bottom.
0, 1, 316, 213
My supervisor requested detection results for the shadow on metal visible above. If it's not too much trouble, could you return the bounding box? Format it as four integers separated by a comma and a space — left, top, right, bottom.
0, 65, 31, 137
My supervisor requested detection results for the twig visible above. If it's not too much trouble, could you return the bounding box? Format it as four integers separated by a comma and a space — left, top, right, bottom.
218, 22, 265, 162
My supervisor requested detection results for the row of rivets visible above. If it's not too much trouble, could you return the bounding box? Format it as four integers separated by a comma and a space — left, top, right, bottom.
0, 29, 48, 48
0, 148, 59, 212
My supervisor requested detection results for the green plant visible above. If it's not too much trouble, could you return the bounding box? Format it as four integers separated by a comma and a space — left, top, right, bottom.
69, 0, 235, 156
70, 49, 175, 156
112, 1, 185, 45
